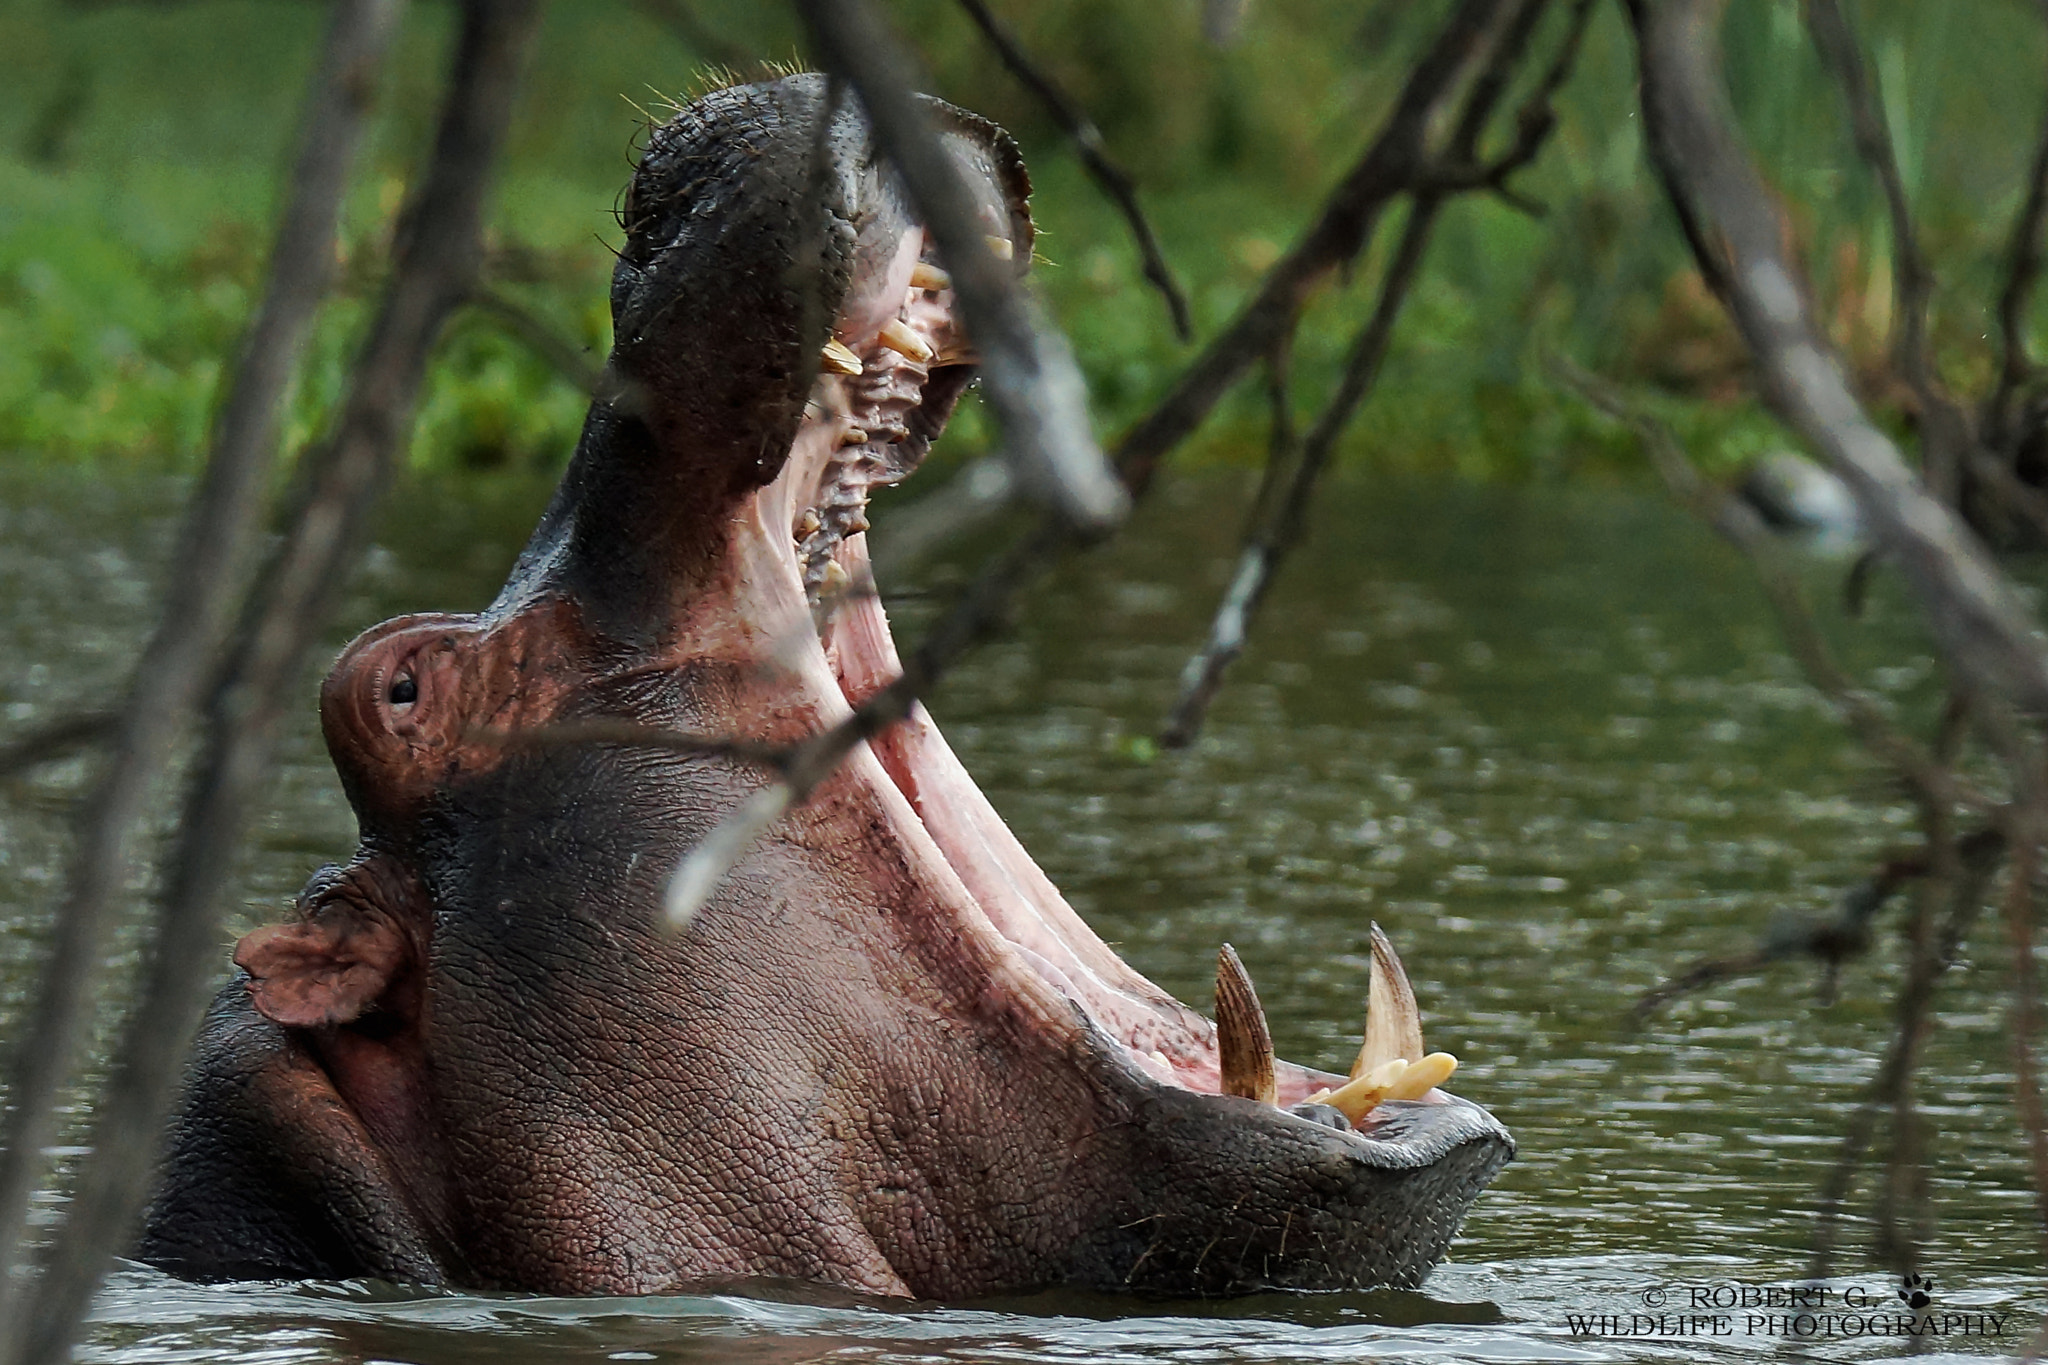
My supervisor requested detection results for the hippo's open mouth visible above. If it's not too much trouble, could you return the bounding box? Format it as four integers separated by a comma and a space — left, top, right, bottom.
143, 74, 1510, 1301
769, 253, 1467, 1125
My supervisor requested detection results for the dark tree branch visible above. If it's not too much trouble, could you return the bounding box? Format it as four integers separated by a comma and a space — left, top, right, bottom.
1, 4, 542, 1361
1800, 0, 1972, 502
1162, 197, 1441, 746
663, 519, 1076, 927
1160, 0, 1577, 745
467, 286, 608, 396
1425, 0, 1593, 209
0, 0, 405, 1336
1113, 0, 1514, 499
1992, 51, 2048, 448
953, 0, 1194, 340
1554, 358, 1994, 816
1629, 0, 2048, 714
796, 0, 1127, 535
0, 712, 116, 779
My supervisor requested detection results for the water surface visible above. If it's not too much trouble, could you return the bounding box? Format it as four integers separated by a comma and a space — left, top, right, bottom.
0, 463, 2038, 1362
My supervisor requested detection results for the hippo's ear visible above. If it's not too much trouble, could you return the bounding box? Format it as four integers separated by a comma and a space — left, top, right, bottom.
235, 909, 410, 1029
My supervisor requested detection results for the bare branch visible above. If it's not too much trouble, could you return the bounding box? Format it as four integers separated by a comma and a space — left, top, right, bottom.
1114, 0, 1514, 498
663, 518, 1073, 927
0, 0, 405, 1335
953, 0, 1193, 340
0, 712, 115, 779
1629, 0, 2048, 714
1, 4, 542, 1360
1426, 0, 1593, 209
1554, 358, 1996, 816
795, 0, 1127, 535
1800, 0, 1970, 502
2001, 809, 2048, 1262
467, 286, 608, 396
1161, 0, 1580, 745
1162, 198, 1440, 746
1992, 51, 2048, 446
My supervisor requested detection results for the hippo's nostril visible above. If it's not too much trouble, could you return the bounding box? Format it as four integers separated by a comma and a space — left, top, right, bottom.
389, 675, 418, 707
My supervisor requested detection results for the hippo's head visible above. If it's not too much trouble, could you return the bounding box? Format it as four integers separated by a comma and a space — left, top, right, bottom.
195, 77, 1510, 1298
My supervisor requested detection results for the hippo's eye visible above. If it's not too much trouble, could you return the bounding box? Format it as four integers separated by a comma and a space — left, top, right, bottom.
388, 675, 418, 707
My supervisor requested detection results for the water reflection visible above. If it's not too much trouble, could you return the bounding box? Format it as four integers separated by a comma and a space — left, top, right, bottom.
1, 464, 2040, 1362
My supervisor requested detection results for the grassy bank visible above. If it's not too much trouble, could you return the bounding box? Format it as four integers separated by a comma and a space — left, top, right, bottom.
0, 0, 2042, 480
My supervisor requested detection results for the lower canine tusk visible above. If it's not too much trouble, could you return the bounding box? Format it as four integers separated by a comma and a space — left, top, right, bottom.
1215, 944, 1277, 1105
1353, 922, 1424, 1080
910, 261, 951, 291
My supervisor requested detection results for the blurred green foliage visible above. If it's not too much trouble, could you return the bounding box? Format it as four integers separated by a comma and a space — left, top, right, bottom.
0, 0, 2043, 479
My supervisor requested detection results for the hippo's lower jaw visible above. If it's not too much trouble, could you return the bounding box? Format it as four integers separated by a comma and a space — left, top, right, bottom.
142, 76, 1510, 1300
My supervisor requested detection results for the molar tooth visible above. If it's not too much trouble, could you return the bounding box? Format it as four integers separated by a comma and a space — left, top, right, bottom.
839, 428, 869, 448
1352, 922, 1424, 1080
910, 262, 951, 291
984, 234, 1014, 261
820, 339, 863, 375
820, 560, 851, 596
877, 319, 935, 363
1214, 944, 1277, 1106
844, 511, 870, 534
794, 509, 821, 539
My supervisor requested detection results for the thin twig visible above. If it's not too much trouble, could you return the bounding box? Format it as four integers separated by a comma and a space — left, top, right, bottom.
1629, 0, 2048, 714
1162, 197, 1441, 746
2004, 814, 2048, 1263
0, 0, 405, 1335
1992, 39, 2048, 449
1553, 358, 1995, 816
1161, 0, 1569, 745
3, 5, 540, 1362
0, 712, 116, 779
1801, 0, 1972, 504
1425, 0, 1595, 214
663, 518, 1073, 928
795, 0, 1127, 535
953, 0, 1193, 340
1114, 0, 1513, 499
467, 286, 607, 396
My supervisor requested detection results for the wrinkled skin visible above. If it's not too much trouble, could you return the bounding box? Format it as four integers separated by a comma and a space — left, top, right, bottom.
140, 77, 1512, 1298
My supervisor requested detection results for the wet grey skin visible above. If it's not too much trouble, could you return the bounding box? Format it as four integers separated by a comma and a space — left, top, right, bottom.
139, 76, 1512, 1299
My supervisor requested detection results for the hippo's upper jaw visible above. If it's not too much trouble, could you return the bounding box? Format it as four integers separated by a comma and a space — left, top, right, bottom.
141, 76, 1510, 1300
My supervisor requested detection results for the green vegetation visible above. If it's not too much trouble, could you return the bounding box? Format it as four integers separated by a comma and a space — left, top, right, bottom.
0, 0, 2043, 479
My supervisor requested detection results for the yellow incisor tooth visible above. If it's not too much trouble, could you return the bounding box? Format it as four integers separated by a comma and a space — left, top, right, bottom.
820, 338, 863, 375
1214, 943, 1277, 1105
1385, 1051, 1457, 1101
1308, 1052, 1457, 1124
984, 234, 1014, 261
877, 319, 935, 363
1352, 922, 1424, 1080
910, 261, 951, 291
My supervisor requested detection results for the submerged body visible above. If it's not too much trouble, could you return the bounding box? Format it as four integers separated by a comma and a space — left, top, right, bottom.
140, 78, 1511, 1298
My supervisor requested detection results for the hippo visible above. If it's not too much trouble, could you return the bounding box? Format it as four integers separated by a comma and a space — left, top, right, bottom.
138, 76, 1512, 1299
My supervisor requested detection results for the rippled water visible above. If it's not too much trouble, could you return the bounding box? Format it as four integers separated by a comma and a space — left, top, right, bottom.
0, 462, 2040, 1362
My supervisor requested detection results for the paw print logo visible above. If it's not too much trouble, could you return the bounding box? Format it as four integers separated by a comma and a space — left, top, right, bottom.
1898, 1272, 1935, 1310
